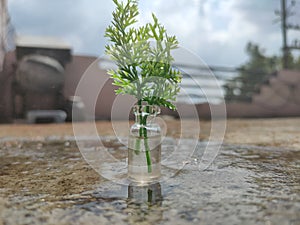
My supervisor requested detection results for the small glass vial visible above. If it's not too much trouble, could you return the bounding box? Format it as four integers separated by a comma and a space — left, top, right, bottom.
128, 105, 161, 184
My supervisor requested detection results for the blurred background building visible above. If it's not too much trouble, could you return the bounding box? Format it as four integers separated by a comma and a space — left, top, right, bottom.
0, 0, 300, 123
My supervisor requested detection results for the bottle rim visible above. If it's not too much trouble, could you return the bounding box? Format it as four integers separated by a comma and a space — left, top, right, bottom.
132, 105, 161, 115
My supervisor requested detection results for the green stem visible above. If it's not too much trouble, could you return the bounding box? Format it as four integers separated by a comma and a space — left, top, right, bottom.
143, 125, 152, 173
136, 102, 152, 173
144, 106, 152, 173
134, 99, 142, 155
134, 138, 141, 155
138, 99, 143, 140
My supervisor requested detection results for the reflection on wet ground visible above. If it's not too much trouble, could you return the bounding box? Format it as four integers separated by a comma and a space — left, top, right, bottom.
0, 138, 299, 225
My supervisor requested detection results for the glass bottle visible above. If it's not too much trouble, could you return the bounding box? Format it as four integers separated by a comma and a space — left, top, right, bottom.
128, 105, 161, 184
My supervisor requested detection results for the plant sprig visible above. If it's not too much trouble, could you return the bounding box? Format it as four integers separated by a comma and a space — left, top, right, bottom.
105, 0, 181, 110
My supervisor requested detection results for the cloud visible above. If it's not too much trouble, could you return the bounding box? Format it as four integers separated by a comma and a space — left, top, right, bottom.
7, 0, 299, 66
139, 0, 287, 66
8, 0, 115, 55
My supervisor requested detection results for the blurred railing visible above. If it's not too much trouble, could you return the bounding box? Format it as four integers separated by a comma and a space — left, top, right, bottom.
99, 58, 300, 117
175, 63, 239, 104
175, 63, 276, 104
99, 58, 270, 105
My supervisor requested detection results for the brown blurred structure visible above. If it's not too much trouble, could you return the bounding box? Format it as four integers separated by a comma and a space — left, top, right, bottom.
62, 62, 300, 119
13, 36, 71, 118
0, 0, 8, 71
64, 55, 117, 120
1, 43, 300, 123
0, 0, 14, 122
1, 4, 300, 123
0, 51, 14, 123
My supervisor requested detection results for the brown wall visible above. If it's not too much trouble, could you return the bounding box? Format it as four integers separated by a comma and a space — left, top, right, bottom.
1, 53, 300, 123
64, 55, 118, 120
0, 51, 15, 123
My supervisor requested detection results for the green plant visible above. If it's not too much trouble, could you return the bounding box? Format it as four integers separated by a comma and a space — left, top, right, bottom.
105, 0, 181, 173
224, 42, 300, 102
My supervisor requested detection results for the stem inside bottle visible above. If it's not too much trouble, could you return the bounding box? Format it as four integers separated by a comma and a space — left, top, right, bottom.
128, 104, 161, 183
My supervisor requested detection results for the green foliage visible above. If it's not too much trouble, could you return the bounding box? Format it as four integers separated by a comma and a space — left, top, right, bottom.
225, 42, 281, 102
285, 51, 300, 70
225, 42, 300, 102
105, 0, 181, 110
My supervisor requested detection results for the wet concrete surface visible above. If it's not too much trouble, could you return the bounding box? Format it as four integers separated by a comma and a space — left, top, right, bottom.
0, 137, 299, 225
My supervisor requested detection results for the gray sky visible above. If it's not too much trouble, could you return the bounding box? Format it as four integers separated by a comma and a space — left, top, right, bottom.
7, 0, 300, 67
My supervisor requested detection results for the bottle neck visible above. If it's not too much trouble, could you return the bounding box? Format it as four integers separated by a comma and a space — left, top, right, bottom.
133, 105, 160, 126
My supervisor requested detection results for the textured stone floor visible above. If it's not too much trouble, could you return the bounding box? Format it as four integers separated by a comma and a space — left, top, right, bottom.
0, 117, 300, 150
0, 118, 299, 225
